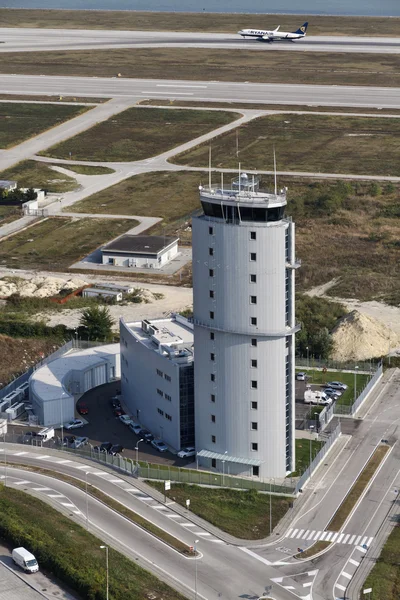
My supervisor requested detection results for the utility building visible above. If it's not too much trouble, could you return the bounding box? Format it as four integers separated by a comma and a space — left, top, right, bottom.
192, 174, 300, 479
102, 235, 179, 269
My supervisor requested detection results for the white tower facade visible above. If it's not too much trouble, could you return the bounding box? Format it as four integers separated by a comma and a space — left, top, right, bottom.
192, 174, 299, 479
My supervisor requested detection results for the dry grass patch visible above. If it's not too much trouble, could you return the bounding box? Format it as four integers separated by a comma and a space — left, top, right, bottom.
328, 445, 390, 532
294, 540, 331, 559
0, 160, 78, 193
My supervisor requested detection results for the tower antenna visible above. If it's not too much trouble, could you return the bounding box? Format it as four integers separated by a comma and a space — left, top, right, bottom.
209, 145, 212, 190
273, 145, 277, 195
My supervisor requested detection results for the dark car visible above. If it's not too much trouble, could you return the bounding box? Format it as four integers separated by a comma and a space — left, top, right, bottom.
113, 406, 125, 417
94, 441, 113, 453
139, 429, 154, 443
109, 444, 124, 455
77, 403, 89, 415
62, 435, 76, 447
111, 396, 121, 408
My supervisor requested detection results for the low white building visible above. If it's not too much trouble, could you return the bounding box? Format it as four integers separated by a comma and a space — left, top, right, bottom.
30, 344, 120, 426
83, 288, 123, 302
102, 235, 179, 269
120, 315, 194, 451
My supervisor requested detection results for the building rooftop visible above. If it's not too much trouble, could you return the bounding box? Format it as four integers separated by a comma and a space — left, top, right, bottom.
123, 315, 194, 363
199, 172, 287, 207
103, 235, 178, 255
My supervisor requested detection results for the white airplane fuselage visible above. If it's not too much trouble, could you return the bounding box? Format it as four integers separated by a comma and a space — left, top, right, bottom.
238, 23, 308, 42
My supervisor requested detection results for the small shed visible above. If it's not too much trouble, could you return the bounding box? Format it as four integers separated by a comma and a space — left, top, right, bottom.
102, 235, 179, 269
83, 288, 122, 302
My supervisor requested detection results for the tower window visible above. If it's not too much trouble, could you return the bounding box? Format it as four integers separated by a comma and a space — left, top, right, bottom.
251, 359, 258, 368
253, 466, 259, 477
211, 435, 216, 443
251, 422, 258, 431
251, 401, 258, 409
250, 274, 257, 283
251, 317, 257, 326
210, 332, 215, 340
210, 353, 215, 361
211, 394, 216, 402
251, 338, 257, 347
251, 442, 258, 451
250, 252, 257, 262
211, 414, 216, 423
209, 268, 214, 277
250, 231, 257, 240
210, 311, 214, 319
251, 380, 258, 389
209, 226, 214, 235
209, 290, 214, 299
250, 296, 257, 305
211, 373, 215, 382
212, 458, 216, 468
209, 247, 214, 256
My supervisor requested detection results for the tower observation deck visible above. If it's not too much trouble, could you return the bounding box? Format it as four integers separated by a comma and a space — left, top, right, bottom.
192, 173, 300, 479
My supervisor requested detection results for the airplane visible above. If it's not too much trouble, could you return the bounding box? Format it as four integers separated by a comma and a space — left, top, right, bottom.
238, 22, 308, 42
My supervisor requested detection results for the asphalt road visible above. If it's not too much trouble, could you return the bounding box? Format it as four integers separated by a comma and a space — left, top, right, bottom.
1, 74, 399, 108
1, 29, 400, 54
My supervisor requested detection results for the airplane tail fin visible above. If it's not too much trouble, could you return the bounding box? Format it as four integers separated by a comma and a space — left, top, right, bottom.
293, 22, 308, 35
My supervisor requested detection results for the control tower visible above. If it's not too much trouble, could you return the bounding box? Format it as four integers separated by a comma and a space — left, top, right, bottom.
192, 173, 300, 479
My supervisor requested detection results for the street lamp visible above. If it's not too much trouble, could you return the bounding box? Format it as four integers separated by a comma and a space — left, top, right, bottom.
309, 425, 315, 478
354, 365, 359, 403
4, 445, 7, 487
194, 539, 199, 600
306, 346, 309, 368
135, 439, 144, 466
160, 425, 163, 440
85, 471, 89, 530
222, 450, 228, 485
100, 545, 109, 600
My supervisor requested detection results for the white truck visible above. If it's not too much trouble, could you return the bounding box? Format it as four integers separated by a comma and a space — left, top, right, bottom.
304, 388, 332, 406
12, 547, 39, 573
36, 426, 55, 442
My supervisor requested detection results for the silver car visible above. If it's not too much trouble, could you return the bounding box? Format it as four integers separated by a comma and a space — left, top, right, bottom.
177, 446, 196, 458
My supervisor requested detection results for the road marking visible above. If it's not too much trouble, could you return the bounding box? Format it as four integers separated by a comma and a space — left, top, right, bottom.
210, 539, 225, 544
287, 528, 293, 537
348, 535, 357, 545
342, 534, 350, 543
138, 496, 153, 502
156, 84, 208, 88
337, 533, 344, 543
289, 529, 298, 538
180, 523, 197, 528
31, 487, 52, 491
13, 451, 28, 456
358, 546, 367, 553
354, 535, 362, 546
141, 91, 194, 96
60, 502, 75, 507
361, 536, 368, 546
283, 586, 295, 590
14, 480, 30, 485
342, 572, 352, 580
336, 584, 347, 592
108, 478, 124, 483
240, 547, 271, 566
56, 460, 73, 464
303, 582, 313, 588
349, 558, 359, 566
47, 494, 65, 498
153, 505, 169, 511
330, 532, 339, 542
296, 529, 305, 538
320, 532, 328, 540
308, 570, 318, 576
36, 455, 50, 460
91, 470, 105, 475
75, 465, 92, 470
72, 509, 82, 515
313, 531, 322, 540
367, 536, 374, 546
306, 530, 315, 540
325, 532, 333, 541
167, 514, 182, 519
195, 532, 211, 536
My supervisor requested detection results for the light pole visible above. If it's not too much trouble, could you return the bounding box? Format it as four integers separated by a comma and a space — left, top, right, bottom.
354, 365, 359, 403
194, 539, 199, 600
60, 391, 66, 448
100, 545, 109, 600
269, 478, 272, 535
4, 445, 7, 487
222, 450, 228, 485
309, 425, 315, 478
306, 346, 309, 368
85, 471, 89, 530
135, 438, 144, 466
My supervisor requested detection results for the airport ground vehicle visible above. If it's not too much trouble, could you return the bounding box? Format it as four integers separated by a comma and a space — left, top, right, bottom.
12, 548, 39, 573
304, 389, 332, 406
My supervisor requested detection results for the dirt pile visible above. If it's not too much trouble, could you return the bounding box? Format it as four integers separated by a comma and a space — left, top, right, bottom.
0, 275, 88, 298
331, 309, 399, 361
0, 335, 60, 388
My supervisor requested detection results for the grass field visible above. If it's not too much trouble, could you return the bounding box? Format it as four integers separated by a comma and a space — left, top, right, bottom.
306, 369, 371, 407
0, 160, 78, 193
147, 482, 292, 540
0, 486, 186, 600
41, 107, 239, 162
362, 522, 400, 600
0, 102, 89, 148
1, 9, 399, 36
292, 438, 324, 476
174, 113, 400, 176
0, 205, 21, 226
328, 445, 389, 532
0, 48, 399, 88
64, 165, 115, 175
0, 217, 136, 271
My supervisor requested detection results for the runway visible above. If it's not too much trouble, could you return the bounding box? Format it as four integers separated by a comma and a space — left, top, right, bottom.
1, 74, 399, 108
1, 28, 400, 54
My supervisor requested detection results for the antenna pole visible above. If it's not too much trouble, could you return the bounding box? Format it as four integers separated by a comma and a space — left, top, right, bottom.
236, 129, 239, 158
209, 145, 212, 190
221, 171, 223, 192
273, 146, 277, 195
238, 162, 241, 193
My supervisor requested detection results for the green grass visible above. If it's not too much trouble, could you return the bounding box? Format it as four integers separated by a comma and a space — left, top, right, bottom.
291, 439, 324, 477
0, 102, 89, 148
305, 369, 371, 407
0, 217, 136, 271
40, 107, 239, 162
0, 486, 186, 600
1, 48, 400, 88
328, 445, 389, 532
1, 9, 400, 36
0, 160, 78, 193
174, 113, 400, 176
64, 165, 115, 175
147, 482, 292, 540
363, 523, 400, 600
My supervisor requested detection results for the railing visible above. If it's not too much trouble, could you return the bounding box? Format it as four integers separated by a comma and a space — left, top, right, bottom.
296, 356, 377, 373
334, 362, 383, 417
295, 423, 341, 494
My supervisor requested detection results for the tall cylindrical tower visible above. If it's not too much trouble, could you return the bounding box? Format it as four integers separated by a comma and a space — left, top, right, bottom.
192, 174, 299, 479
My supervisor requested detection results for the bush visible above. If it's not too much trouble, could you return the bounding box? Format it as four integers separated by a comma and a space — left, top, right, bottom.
296, 294, 346, 359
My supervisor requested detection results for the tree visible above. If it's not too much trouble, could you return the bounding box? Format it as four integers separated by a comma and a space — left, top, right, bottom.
79, 305, 114, 341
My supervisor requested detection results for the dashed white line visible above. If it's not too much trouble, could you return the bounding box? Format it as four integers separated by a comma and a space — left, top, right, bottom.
342, 572, 352, 580
196, 532, 211, 536
336, 584, 347, 592
13, 451, 28, 456
14, 480, 30, 485
47, 494, 65, 498
55, 460, 73, 464
349, 558, 360, 567
31, 487, 52, 491
60, 502, 75, 507
181, 523, 197, 528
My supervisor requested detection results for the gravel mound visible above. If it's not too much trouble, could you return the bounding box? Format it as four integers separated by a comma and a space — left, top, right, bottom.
332, 309, 399, 361
0, 275, 88, 298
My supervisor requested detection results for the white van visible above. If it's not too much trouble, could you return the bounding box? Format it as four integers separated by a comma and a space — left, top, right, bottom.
36, 427, 55, 442
12, 547, 39, 573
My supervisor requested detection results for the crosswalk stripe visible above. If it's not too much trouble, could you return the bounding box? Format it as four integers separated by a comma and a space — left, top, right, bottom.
337, 533, 344, 543
296, 529, 305, 539
342, 534, 350, 543
306, 531, 315, 540
313, 531, 321, 540
349, 558, 359, 567
290, 529, 298, 538
367, 537, 373, 546
287, 528, 293, 537
348, 535, 356, 545
355, 535, 362, 546
342, 572, 352, 580
320, 532, 328, 540
331, 533, 339, 542
336, 584, 347, 592
325, 532, 333, 541
361, 536, 368, 546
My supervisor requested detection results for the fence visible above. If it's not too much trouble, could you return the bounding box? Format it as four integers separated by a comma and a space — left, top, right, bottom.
295, 423, 341, 494
296, 356, 377, 373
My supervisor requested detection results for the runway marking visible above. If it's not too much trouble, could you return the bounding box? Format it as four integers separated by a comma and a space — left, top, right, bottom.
349, 558, 360, 566
156, 84, 208, 89
336, 584, 347, 592
141, 91, 194, 96
342, 572, 352, 580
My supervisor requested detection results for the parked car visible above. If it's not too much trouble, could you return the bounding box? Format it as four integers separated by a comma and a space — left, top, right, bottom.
94, 441, 112, 453
129, 421, 142, 435
139, 429, 154, 443
324, 387, 342, 400
77, 403, 89, 415
72, 436, 89, 449
296, 372, 307, 381
151, 439, 168, 453
326, 381, 348, 391
62, 435, 76, 446
111, 396, 121, 408
64, 419, 84, 430
113, 406, 124, 417
109, 444, 124, 455
23, 431, 37, 440
119, 415, 133, 426
177, 446, 196, 458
